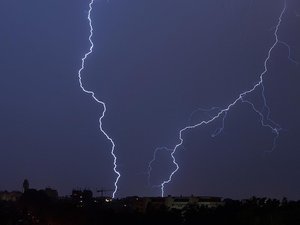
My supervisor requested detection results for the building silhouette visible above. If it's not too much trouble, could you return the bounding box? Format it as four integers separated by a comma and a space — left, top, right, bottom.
23, 179, 29, 193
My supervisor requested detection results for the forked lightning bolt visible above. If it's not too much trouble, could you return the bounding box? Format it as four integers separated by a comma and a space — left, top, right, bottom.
148, 0, 293, 197
78, 0, 120, 198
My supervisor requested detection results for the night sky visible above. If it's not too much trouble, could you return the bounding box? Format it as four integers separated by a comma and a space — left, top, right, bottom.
1, 0, 300, 199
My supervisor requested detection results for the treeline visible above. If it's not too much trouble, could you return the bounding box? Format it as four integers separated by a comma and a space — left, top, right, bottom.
1, 193, 300, 225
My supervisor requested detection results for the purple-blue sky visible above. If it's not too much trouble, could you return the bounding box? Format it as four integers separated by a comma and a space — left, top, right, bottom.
0, 0, 300, 199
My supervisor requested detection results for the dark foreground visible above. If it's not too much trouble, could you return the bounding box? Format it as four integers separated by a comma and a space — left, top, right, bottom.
1, 191, 300, 225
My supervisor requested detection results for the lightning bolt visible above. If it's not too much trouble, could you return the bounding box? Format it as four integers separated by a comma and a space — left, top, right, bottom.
278, 41, 299, 65
78, 0, 120, 198
188, 107, 227, 138
147, 147, 173, 188
149, 0, 292, 197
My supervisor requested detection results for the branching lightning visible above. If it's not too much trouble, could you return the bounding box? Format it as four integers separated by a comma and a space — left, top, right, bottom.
278, 41, 299, 65
78, 0, 120, 198
147, 147, 173, 188
148, 0, 293, 197
188, 107, 227, 138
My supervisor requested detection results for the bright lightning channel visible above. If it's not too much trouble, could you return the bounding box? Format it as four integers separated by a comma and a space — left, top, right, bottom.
149, 0, 291, 197
78, 0, 120, 198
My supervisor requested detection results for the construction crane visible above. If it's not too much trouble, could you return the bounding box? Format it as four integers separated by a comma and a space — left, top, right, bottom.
96, 188, 114, 197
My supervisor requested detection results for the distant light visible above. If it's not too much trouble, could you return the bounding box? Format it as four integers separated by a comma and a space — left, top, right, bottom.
105, 198, 111, 202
